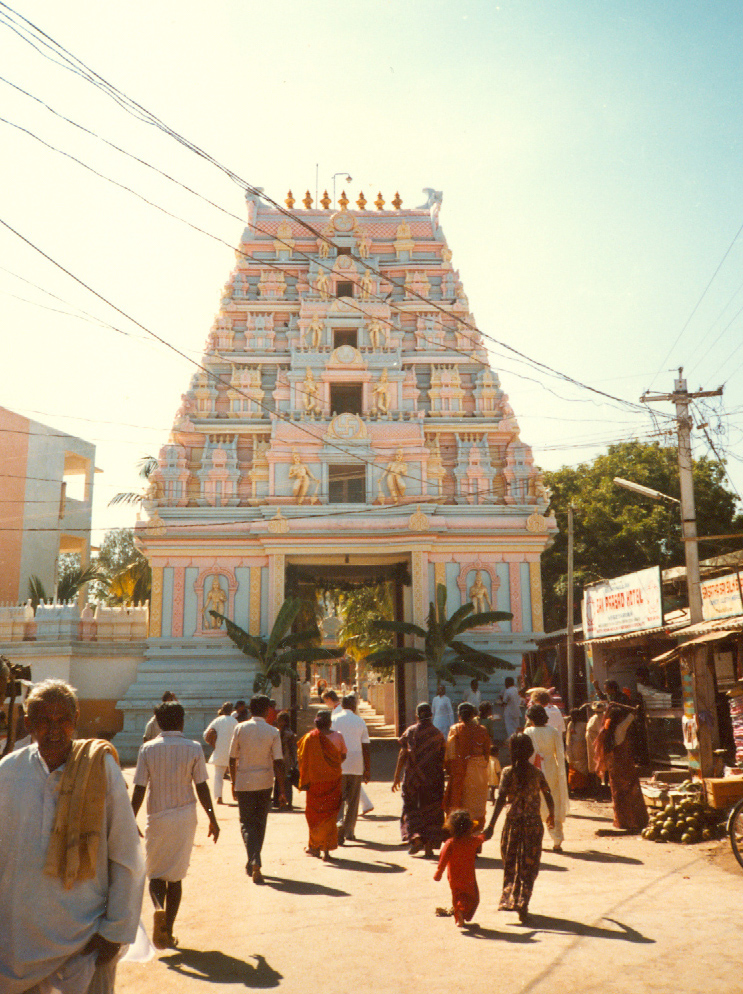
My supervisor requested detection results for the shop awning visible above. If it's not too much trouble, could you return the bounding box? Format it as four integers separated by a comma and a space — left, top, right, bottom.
651, 629, 739, 665
578, 624, 677, 646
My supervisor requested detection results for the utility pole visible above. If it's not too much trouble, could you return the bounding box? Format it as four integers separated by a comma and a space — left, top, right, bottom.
566, 504, 575, 710
641, 369, 723, 777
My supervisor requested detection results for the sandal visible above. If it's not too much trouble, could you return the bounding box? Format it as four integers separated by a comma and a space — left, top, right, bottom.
408, 837, 424, 855
435, 907, 453, 917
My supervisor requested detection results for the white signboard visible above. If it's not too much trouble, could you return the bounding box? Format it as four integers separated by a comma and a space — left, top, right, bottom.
583, 566, 663, 640
700, 571, 743, 622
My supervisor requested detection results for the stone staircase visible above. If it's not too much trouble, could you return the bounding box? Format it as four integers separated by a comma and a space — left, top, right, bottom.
357, 699, 397, 739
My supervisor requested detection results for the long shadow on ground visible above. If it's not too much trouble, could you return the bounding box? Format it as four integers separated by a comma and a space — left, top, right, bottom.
326, 857, 407, 873
262, 875, 349, 896
561, 849, 643, 865
475, 856, 568, 873
511, 915, 655, 943
160, 949, 282, 987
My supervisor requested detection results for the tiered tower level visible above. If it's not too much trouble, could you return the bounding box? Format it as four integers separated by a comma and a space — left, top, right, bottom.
119, 188, 557, 751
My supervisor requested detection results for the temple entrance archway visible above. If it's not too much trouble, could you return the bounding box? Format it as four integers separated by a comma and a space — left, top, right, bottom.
285, 556, 414, 731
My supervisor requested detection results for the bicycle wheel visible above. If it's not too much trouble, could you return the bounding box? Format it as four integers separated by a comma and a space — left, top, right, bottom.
728, 797, 743, 869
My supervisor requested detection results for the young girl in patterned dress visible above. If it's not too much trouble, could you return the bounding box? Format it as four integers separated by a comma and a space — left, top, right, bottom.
483, 732, 555, 923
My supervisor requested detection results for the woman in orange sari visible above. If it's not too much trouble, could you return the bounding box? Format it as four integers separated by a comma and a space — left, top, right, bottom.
444, 703, 492, 830
297, 709, 346, 860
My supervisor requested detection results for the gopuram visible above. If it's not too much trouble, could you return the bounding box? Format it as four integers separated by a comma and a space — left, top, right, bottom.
116, 186, 556, 757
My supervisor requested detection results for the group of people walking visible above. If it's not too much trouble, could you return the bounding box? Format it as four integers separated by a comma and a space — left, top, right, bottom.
0, 674, 652, 993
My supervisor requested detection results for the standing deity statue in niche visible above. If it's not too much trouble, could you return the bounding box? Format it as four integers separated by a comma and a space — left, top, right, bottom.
368, 317, 389, 350
384, 448, 408, 503
204, 575, 227, 627
468, 570, 491, 614
371, 369, 391, 415
302, 367, 322, 416
315, 270, 331, 300
358, 231, 371, 259
302, 314, 324, 350
319, 238, 330, 258
360, 270, 374, 301
289, 449, 319, 504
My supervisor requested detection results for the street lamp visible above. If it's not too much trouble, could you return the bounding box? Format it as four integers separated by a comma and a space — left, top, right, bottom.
613, 477, 680, 505
332, 172, 352, 208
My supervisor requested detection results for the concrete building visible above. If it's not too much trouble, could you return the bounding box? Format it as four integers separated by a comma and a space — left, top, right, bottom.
0, 406, 95, 603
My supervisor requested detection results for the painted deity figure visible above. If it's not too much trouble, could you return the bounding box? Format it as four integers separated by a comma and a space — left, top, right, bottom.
289, 449, 319, 504
303, 314, 324, 350
315, 270, 331, 300
385, 447, 408, 503
368, 317, 388, 350
204, 576, 227, 627
302, 368, 322, 416
360, 271, 374, 301
358, 231, 371, 259
468, 570, 491, 614
372, 369, 391, 415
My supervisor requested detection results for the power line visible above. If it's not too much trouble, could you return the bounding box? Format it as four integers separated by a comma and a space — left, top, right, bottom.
0, 5, 660, 419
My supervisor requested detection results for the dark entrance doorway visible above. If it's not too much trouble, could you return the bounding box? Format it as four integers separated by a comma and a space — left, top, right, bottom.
285, 560, 412, 732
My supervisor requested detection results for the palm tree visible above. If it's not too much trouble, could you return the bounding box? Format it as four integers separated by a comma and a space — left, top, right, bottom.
211, 597, 344, 694
28, 561, 109, 609
108, 455, 158, 507
365, 583, 514, 685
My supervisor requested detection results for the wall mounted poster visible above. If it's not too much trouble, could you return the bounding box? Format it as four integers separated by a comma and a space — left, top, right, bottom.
583, 566, 663, 640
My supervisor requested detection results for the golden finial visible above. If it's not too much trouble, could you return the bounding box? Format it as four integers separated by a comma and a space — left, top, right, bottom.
356, 191, 367, 209
375, 191, 385, 210
285, 190, 295, 208
303, 190, 313, 209
320, 189, 331, 210
392, 191, 402, 209
338, 189, 349, 210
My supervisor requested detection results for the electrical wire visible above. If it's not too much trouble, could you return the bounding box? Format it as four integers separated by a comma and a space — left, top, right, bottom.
0, 5, 662, 418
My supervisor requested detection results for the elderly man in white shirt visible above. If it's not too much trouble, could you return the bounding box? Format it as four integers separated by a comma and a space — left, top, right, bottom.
203, 702, 238, 804
229, 694, 287, 884
0, 679, 144, 994
132, 701, 219, 949
332, 695, 371, 844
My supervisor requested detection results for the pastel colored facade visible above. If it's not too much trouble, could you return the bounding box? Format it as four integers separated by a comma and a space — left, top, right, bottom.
117, 188, 557, 759
0, 406, 95, 603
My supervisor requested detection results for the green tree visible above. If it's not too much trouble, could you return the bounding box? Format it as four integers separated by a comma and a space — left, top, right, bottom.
212, 597, 344, 694
28, 554, 108, 608
108, 455, 158, 507
541, 440, 743, 631
365, 583, 513, 685
336, 582, 394, 673
94, 529, 151, 604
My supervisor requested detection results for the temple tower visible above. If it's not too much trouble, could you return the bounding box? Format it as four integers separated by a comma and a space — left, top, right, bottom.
116, 187, 556, 757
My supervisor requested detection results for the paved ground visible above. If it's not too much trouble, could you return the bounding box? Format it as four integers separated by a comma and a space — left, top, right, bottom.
118, 753, 743, 994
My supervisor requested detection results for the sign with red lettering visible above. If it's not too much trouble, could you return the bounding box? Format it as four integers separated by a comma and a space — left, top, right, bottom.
582, 566, 663, 640
700, 571, 743, 621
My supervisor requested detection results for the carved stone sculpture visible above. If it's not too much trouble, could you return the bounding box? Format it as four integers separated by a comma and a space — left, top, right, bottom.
372, 369, 391, 415
468, 570, 491, 613
289, 449, 319, 504
302, 367, 322, 416
385, 447, 408, 503
204, 576, 227, 628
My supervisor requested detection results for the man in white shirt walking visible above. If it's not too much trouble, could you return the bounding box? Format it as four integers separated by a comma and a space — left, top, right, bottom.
229, 694, 287, 884
132, 701, 219, 949
332, 695, 371, 844
431, 684, 455, 739
203, 702, 238, 804
0, 679, 145, 994
500, 676, 523, 738
464, 679, 482, 709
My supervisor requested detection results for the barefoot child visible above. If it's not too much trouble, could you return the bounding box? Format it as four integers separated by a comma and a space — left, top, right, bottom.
433, 810, 484, 927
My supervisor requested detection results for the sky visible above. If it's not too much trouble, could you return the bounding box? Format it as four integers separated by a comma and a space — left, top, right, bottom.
1, 0, 742, 546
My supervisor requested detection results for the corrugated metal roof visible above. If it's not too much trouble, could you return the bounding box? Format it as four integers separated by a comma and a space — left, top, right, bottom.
676, 616, 743, 637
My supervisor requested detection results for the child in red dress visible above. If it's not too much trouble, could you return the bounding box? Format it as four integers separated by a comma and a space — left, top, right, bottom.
434, 810, 484, 927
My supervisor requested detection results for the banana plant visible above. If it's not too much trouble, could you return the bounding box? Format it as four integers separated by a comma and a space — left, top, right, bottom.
365, 583, 514, 685
211, 596, 344, 694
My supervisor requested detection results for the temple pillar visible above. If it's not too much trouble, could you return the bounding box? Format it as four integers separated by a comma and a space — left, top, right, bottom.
529, 561, 544, 633
149, 567, 163, 637
250, 565, 262, 635
268, 553, 285, 630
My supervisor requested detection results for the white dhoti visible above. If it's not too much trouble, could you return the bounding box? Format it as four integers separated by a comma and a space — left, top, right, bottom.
145, 804, 198, 882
